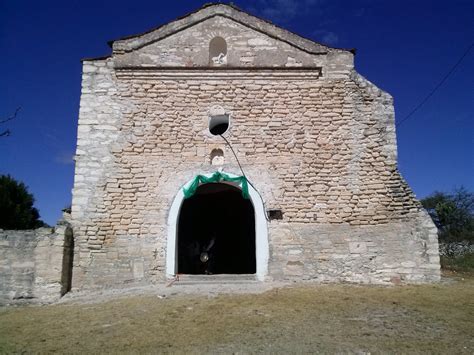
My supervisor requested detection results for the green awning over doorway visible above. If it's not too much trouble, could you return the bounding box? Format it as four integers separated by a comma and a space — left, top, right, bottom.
183, 171, 250, 199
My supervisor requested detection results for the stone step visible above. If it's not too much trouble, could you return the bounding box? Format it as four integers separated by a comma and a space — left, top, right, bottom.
171, 274, 258, 286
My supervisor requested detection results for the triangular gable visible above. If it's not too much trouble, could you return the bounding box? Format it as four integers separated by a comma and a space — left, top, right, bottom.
110, 3, 351, 55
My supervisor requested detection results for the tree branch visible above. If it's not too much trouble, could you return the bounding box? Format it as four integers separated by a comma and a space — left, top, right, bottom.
0, 107, 21, 138
0, 107, 21, 124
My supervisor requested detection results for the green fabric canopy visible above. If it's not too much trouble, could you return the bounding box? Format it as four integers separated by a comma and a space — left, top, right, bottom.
183, 171, 250, 199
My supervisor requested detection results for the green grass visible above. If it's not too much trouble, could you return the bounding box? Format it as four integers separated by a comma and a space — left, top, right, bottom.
441, 253, 474, 273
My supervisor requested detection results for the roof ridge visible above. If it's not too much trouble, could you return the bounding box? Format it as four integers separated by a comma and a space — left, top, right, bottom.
107, 3, 232, 46
105, 2, 354, 54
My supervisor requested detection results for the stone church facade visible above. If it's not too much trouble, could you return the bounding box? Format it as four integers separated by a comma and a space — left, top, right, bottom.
71, 3, 440, 289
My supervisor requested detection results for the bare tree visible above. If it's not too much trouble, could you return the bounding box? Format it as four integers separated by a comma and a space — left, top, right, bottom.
0, 107, 21, 137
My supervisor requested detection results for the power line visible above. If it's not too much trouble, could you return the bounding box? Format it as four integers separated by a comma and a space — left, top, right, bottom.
396, 41, 474, 128
219, 134, 271, 221
219, 134, 247, 179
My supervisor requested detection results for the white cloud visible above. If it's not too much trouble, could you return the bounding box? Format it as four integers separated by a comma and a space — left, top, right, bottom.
261, 0, 298, 21
354, 7, 366, 17
254, 0, 324, 23
321, 31, 339, 45
312, 29, 339, 46
249, 0, 340, 46
55, 151, 75, 165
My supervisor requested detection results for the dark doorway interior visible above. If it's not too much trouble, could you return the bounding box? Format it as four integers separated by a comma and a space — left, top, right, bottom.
178, 183, 256, 274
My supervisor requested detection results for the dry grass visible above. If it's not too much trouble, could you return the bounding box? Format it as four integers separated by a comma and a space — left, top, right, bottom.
1, 275, 473, 354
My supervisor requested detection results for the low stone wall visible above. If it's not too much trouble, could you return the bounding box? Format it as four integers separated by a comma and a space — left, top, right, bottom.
0, 222, 73, 305
269, 211, 440, 284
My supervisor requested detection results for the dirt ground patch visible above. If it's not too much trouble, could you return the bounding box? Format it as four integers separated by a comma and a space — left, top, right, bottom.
1, 275, 473, 354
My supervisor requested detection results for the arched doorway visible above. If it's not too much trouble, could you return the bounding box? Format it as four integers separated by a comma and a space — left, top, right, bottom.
166, 172, 268, 280
177, 183, 255, 274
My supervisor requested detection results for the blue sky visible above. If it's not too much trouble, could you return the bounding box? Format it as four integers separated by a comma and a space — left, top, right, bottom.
1, 0, 473, 225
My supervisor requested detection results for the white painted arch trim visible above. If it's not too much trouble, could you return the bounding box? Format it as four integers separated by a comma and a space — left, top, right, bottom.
166, 171, 269, 281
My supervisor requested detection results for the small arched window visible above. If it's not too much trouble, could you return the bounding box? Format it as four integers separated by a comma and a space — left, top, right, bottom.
209, 37, 227, 66
210, 148, 224, 166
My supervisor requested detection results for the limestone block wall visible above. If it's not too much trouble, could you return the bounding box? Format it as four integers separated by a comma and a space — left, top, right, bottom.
71, 6, 441, 286
71, 52, 441, 287
113, 15, 352, 74
269, 210, 440, 283
0, 222, 72, 304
